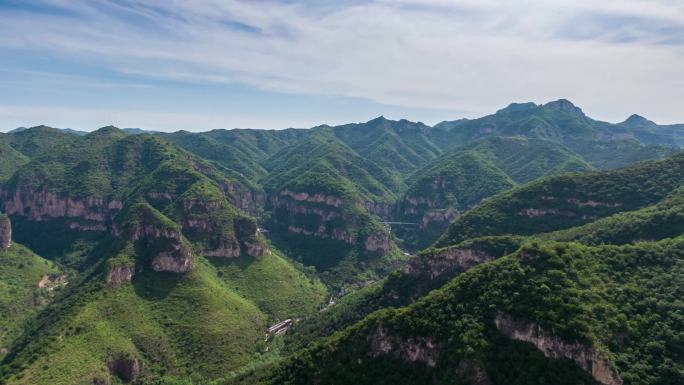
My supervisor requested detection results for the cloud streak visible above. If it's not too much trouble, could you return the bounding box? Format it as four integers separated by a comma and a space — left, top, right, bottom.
1, 0, 683, 128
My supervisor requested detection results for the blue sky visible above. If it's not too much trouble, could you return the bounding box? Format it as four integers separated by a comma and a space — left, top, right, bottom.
1, 0, 683, 132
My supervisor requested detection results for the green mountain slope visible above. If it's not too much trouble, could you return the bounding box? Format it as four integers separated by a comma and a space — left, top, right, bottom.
284, 236, 524, 354
160, 128, 309, 181
542, 185, 684, 246
437, 152, 684, 247
394, 136, 594, 249
0, 243, 62, 360
432, 100, 674, 170
236, 238, 684, 385
462, 136, 593, 184
0, 137, 28, 182
3, 126, 81, 158
395, 152, 515, 248
0, 128, 327, 384
329, 117, 442, 175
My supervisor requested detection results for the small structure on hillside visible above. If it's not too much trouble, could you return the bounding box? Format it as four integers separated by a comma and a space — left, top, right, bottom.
266, 319, 292, 340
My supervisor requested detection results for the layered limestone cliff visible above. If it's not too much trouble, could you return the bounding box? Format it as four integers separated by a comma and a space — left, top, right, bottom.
362, 201, 395, 218
176, 195, 267, 258
1, 187, 122, 231
270, 190, 392, 256
399, 194, 459, 231
0, 214, 11, 249
403, 245, 494, 280
269, 190, 354, 244
115, 205, 193, 273
495, 313, 623, 385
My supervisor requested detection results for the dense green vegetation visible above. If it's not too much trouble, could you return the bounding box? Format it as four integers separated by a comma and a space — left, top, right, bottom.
431, 100, 674, 170
438, 152, 684, 247
0, 127, 328, 384
542, 185, 684, 245
0, 137, 28, 182
0, 244, 62, 360
461, 136, 593, 184
284, 236, 524, 354
1, 100, 683, 385
235, 238, 684, 385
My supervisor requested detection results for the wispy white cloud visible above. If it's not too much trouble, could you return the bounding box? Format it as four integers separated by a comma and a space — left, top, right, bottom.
1, 0, 683, 125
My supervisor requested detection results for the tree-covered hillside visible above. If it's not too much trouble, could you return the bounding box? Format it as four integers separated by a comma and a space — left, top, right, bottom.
0, 127, 327, 384
437, 152, 684, 247
234, 238, 684, 385
0, 100, 683, 385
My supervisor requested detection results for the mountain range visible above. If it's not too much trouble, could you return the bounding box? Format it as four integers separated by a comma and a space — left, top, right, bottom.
0, 99, 682, 385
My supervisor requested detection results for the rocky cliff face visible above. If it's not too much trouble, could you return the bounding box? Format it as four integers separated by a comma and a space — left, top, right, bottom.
495, 313, 623, 385
404, 245, 493, 280
107, 356, 142, 383
176, 194, 268, 258
362, 201, 395, 218
364, 231, 391, 254
0, 214, 11, 249
399, 194, 459, 230
221, 182, 266, 216
270, 190, 354, 244
270, 190, 392, 256
116, 206, 193, 274
1, 187, 121, 231
106, 265, 135, 287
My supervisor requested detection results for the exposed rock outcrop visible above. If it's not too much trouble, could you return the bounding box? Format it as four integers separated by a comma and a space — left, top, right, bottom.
37, 274, 68, 290
106, 265, 134, 287
270, 191, 354, 244
107, 356, 141, 383
363, 201, 395, 218
0, 214, 11, 249
364, 231, 391, 254
403, 246, 494, 280
495, 313, 622, 385
116, 204, 193, 273
1, 188, 121, 230
369, 325, 439, 367
150, 246, 192, 273
420, 207, 458, 228
280, 190, 343, 207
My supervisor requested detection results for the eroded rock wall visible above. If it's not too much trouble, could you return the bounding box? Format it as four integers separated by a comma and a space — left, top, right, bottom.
495, 313, 622, 385
1, 188, 121, 231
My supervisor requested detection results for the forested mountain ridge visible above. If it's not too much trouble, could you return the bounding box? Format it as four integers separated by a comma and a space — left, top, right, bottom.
0, 100, 683, 385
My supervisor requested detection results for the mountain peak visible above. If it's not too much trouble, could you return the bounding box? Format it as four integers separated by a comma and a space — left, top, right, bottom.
543, 99, 585, 116
621, 114, 656, 127
496, 102, 538, 114
367, 116, 388, 124
87, 125, 126, 139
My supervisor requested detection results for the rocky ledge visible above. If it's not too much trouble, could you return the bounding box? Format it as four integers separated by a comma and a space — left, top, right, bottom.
115, 204, 193, 273
495, 313, 622, 385
364, 231, 391, 254
1, 187, 122, 230
403, 245, 493, 280
106, 265, 135, 287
